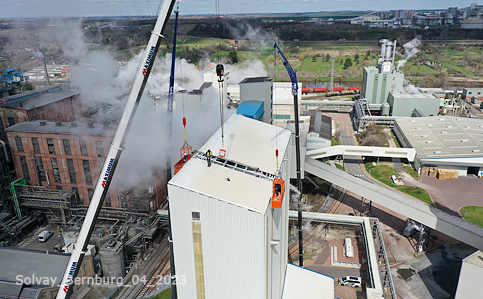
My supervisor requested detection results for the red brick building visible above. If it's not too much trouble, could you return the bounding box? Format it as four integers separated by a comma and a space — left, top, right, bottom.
0, 85, 87, 141
6, 120, 167, 213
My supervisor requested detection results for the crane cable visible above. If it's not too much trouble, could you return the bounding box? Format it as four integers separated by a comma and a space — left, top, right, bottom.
215, 0, 225, 151
274, 41, 279, 171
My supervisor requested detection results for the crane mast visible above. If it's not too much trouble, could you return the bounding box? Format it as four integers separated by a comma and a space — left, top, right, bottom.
273, 43, 304, 267
55, 1, 177, 298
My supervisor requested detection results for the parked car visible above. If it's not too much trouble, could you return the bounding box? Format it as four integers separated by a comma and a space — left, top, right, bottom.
38, 230, 53, 242
338, 276, 362, 288
403, 225, 418, 238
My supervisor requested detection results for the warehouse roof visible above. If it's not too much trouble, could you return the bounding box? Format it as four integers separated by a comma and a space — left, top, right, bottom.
463, 250, 483, 267
395, 116, 483, 161
6, 120, 116, 136
239, 77, 272, 84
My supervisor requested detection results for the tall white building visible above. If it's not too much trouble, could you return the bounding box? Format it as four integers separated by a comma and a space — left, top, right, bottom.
168, 114, 334, 299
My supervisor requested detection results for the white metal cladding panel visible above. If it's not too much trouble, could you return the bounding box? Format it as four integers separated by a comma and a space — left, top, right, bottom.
281, 264, 334, 299
168, 183, 266, 299
168, 184, 198, 299
170, 158, 273, 213
198, 114, 292, 175
455, 259, 483, 299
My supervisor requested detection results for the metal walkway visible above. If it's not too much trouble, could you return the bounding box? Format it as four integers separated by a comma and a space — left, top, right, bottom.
304, 157, 483, 250
306, 145, 416, 161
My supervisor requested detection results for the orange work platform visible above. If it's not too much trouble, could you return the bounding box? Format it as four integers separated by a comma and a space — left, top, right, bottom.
174, 154, 193, 174
272, 178, 285, 209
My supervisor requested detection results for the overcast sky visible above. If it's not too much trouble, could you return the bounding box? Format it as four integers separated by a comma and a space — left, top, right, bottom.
0, 0, 478, 18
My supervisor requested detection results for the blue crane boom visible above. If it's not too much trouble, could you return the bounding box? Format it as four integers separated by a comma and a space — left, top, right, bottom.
273, 43, 298, 95
273, 42, 304, 267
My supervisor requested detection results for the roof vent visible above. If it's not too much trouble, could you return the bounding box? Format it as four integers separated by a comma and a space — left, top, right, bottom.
461, 139, 469, 142
473, 149, 480, 152
39, 121, 47, 126
55, 122, 62, 127
71, 123, 77, 127
434, 150, 442, 154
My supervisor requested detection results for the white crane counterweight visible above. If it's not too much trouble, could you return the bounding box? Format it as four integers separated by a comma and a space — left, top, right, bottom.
56, 1, 177, 298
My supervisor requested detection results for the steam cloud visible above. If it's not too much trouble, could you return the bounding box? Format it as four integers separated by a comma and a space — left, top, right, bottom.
397, 37, 421, 69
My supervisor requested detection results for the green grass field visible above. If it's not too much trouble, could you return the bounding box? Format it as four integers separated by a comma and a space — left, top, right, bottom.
152, 287, 171, 299
365, 164, 433, 205
460, 206, 483, 227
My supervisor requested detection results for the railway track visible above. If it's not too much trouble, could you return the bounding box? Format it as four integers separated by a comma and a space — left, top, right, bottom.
116, 237, 170, 299
288, 188, 347, 260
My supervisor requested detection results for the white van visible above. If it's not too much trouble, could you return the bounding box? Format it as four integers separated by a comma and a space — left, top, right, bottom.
344, 237, 354, 258
338, 276, 362, 287
38, 230, 53, 242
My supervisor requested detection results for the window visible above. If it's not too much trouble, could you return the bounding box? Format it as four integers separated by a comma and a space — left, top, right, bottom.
35, 157, 46, 182
163, 189, 167, 198
72, 187, 78, 195
56, 186, 63, 191
83, 160, 92, 185
79, 140, 88, 156
192, 211, 200, 221
32, 138, 40, 154
96, 141, 104, 158
67, 159, 76, 184
105, 191, 111, 207
19, 156, 30, 181
87, 188, 94, 200
51, 158, 61, 183
15, 137, 24, 153
47, 139, 55, 154
63, 140, 71, 155
7, 117, 14, 126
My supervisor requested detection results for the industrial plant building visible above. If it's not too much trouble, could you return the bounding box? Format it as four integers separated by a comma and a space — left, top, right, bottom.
393, 116, 483, 176
168, 114, 334, 299
354, 39, 441, 130
5, 120, 167, 212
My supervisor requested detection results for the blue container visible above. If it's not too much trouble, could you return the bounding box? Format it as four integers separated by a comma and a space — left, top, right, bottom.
237, 100, 264, 120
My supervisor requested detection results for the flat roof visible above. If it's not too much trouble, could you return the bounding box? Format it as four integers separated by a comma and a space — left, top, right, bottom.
199, 114, 291, 175
6, 120, 116, 136
169, 158, 273, 214
395, 116, 483, 161
463, 250, 483, 267
391, 92, 438, 99
0, 248, 69, 286
239, 77, 272, 84
1, 89, 79, 110
282, 264, 334, 299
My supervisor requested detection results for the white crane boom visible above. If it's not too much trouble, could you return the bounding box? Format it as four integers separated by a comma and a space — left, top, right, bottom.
56, 1, 177, 298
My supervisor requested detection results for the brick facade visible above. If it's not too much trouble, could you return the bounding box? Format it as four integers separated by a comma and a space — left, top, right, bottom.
6, 121, 167, 213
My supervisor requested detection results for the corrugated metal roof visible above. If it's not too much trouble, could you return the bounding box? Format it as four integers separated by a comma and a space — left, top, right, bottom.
198, 114, 292, 175
169, 158, 273, 213
1, 89, 79, 110
463, 250, 483, 267
396, 116, 483, 164
282, 264, 334, 299
0, 248, 69, 285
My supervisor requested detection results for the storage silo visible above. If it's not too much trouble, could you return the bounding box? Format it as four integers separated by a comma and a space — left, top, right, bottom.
99, 239, 125, 278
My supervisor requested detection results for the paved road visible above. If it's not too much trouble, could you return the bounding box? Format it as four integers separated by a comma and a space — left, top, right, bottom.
340, 131, 370, 182
306, 265, 365, 279
383, 128, 404, 173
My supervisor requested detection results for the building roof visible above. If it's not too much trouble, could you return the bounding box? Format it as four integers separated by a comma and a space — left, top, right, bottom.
237, 100, 264, 120
169, 114, 292, 214
1, 88, 79, 110
309, 111, 332, 140
395, 116, 483, 164
0, 248, 70, 286
6, 120, 116, 136
198, 114, 292, 175
169, 158, 273, 214
239, 77, 272, 84
463, 250, 483, 267
391, 92, 438, 99
281, 264, 334, 299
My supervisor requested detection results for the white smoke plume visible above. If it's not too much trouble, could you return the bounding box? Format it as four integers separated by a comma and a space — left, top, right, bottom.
397, 37, 421, 69
226, 23, 278, 48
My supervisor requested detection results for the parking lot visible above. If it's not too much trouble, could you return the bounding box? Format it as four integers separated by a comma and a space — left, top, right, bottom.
17, 225, 64, 252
